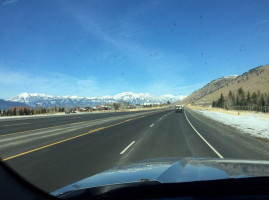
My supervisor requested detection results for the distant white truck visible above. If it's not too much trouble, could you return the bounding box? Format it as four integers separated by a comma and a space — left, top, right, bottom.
175, 105, 183, 113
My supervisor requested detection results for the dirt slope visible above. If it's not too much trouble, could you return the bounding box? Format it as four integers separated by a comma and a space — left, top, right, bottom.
180, 65, 269, 105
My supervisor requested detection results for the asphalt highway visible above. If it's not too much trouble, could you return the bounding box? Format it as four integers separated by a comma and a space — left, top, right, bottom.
0, 110, 156, 135
1, 108, 269, 193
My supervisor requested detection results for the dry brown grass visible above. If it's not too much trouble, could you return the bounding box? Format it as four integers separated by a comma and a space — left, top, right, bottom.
181, 65, 269, 105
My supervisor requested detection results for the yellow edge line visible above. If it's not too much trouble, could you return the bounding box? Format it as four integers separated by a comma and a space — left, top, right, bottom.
1, 114, 151, 162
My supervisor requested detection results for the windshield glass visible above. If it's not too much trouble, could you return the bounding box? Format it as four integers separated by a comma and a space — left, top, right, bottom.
0, 0, 269, 195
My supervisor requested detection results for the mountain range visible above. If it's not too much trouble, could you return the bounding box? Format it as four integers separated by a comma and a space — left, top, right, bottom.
1, 92, 185, 109
0, 99, 28, 110
3, 65, 267, 110
180, 64, 269, 105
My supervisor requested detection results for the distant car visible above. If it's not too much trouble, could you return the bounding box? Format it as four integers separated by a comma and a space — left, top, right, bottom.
175, 105, 183, 113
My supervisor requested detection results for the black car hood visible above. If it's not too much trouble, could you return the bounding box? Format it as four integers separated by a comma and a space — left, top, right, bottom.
51, 157, 269, 196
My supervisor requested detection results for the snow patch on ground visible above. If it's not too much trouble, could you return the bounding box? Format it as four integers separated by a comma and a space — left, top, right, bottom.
0, 113, 73, 120
192, 109, 269, 140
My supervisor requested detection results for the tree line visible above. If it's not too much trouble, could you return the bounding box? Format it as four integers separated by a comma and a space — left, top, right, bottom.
0, 106, 65, 117
212, 88, 269, 112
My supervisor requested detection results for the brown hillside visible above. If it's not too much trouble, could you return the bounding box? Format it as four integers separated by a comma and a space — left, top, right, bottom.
180, 65, 269, 105
180, 75, 237, 104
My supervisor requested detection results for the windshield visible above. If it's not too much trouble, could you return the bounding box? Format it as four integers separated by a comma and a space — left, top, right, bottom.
0, 0, 269, 195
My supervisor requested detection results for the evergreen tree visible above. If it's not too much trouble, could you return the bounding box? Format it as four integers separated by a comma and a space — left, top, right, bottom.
217, 93, 225, 108
237, 87, 246, 106
246, 91, 251, 105
266, 93, 269, 106
259, 94, 265, 106
7, 110, 11, 116
228, 90, 232, 97
24, 107, 30, 115
113, 103, 121, 110
19, 108, 24, 115
251, 92, 257, 104
235, 94, 240, 106
13, 108, 17, 116
238, 87, 244, 95
257, 90, 261, 98
227, 90, 235, 106
212, 101, 216, 107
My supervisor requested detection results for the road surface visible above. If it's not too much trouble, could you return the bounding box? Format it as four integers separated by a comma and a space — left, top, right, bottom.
1, 108, 269, 193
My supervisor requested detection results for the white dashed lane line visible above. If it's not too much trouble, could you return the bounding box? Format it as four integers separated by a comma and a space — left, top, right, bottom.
120, 141, 135, 155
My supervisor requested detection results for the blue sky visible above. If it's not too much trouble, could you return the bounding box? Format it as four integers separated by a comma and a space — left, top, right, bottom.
0, 0, 268, 99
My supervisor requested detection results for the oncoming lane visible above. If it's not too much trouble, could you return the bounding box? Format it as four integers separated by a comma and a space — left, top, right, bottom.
0, 110, 159, 135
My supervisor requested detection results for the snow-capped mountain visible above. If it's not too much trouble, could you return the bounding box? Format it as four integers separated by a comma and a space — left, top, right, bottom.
8, 92, 185, 108
0, 99, 28, 110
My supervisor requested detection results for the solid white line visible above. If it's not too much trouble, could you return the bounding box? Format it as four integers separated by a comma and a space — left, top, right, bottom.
3, 123, 29, 127
184, 110, 224, 159
150, 124, 154, 127
120, 141, 135, 154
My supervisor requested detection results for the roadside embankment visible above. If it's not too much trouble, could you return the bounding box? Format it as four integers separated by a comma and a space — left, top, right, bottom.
187, 105, 269, 140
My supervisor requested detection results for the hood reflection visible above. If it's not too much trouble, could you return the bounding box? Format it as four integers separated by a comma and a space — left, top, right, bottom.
52, 157, 269, 196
